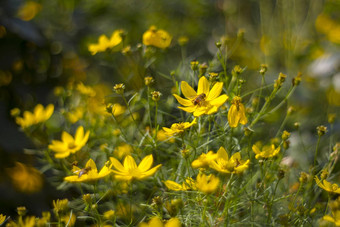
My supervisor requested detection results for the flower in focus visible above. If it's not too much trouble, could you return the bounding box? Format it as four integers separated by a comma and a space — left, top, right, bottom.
7, 162, 43, 193
228, 96, 247, 128
173, 76, 228, 117
195, 173, 220, 194
15, 104, 54, 129
48, 126, 90, 158
76, 82, 96, 97
143, 26, 172, 49
88, 29, 124, 55
64, 159, 112, 183
164, 177, 196, 191
191, 151, 218, 169
315, 176, 340, 194
252, 141, 280, 159
162, 118, 196, 136
139, 216, 181, 227
110, 155, 162, 181
210, 147, 249, 174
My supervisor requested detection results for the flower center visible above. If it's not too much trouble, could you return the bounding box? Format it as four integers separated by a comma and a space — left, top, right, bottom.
68, 142, 77, 150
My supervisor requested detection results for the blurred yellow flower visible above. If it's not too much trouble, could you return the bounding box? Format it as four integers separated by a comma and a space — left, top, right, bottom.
164, 177, 196, 191
210, 147, 249, 174
53, 199, 69, 214
103, 210, 115, 220
173, 76, 228, 117
315, 176, 340, 194
17, 1, 41, 21
191, 151, 218, 169
315, 14, 340, 44
7, 162, 43, 193
64, 159, 112, 183
110, 155, 161, 181
61, 212, 76, 226
88, 29, 124, 55
196, 173, 220, 194
228, 96, 247, 128
139, 216, 181, 227
0, 214, 6, 225
48, 126, 90, 158
112, 103, 126, 117
114, 143, 133, 159
66, 107, 84, 124
323, 210, 340, 226
143, 26, 172, 49
252, 142, 280, 159
76, 82, 96, 97
162, 118, 196, 136
156, 129, 175, 143
15, 104, 54, 129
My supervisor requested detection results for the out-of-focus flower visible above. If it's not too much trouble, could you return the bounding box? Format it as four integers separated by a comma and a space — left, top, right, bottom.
173, 77, 228, 117
114, 143, 133, 159
64, 159, 112, 183
191, 151, 218, 169
228, 96, 247, 128
252, 142, 280, 159
88, 30, 124, 55
164, 177, 196, 191
66, 107, 84, 124
139, 216, 181, 227
195, 173, 220, 194
162, 118, 196, 136
15, 104, 54, 129
17, 1, 41, 21
0, 214, 6, 225
61, 212, 76, 226
53, 199, 69, 214
143, 26, 172, 49
210, 147, 249, 174
323, 210, 340, 226
7, 162, 43, 193
178, 36, 189, 46
111, 103, 126, 116
151, 91, 162, 102
76, 82, 96, 97
156, 129, 175, 143
315, 176, 340, 194
103, 210, 115, 220
0, 70, 12, 86
315, 14, 340, 44
110, 155, 161, 181
10, 107, 20, 117
48, 126, 90, 158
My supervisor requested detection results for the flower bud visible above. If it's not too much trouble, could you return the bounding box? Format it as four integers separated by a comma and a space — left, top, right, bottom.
317, 125, 327, 136
190, 61, 199, 71
294, 122, 300, 130
299, 172, 309, 183
199, 63, 208, 75
282, 130, 290, 141
215, 41, 222, 48
144, 76, 154, 86
178, 36, 189, 46
151, 91, 161, 102
83, 194, 92, 204
17, 206, 27, 216
113, 83, 125, 95
181, 148, 190, 158
283, 140, 290, 149
292, 72, 302, 86
277, 169, 285, 179
232, 65, 244, 75
259, 64, 268, 75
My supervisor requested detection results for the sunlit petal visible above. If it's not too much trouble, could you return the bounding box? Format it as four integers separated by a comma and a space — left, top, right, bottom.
197, 76, 209, 96
181, 81, 196, 99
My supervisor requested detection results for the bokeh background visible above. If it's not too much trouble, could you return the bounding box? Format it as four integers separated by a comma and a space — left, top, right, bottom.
0, 0, 339, 219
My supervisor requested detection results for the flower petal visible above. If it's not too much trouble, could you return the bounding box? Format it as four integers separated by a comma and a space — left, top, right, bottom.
173, 94, 193, 106
207, 82, 223, 100
124, 155, 137, 170
181, 81, 196, 99
85, 159, 98, 173
110, 157, 127, 173
138, 155, 153, 172
197, 76, 209, 96
62, 131, 74, 144
178, 106, 195, 113
74, 126, 84, 144
209, 94, 228, 107
137, 164, 161, 180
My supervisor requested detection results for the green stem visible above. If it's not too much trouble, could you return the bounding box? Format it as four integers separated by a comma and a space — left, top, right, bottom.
313, 135, 321, 176
147, 87, 152, 130
267, 179, 281, 224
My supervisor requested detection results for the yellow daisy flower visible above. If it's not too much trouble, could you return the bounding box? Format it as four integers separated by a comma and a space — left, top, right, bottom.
315, 176, 340, 194
195, 173, 220, 194
48, 126, 90, 159
173, 76, 228, 117
252, 142, 280, 159
110, 155, 161, 181
210, 147, 249, 174
164, 177, 196, 191
228, 96, 247, 128
64, 159, 111, 182
323, 210, 340, 226
76, 82, 96, 97
191, 151, 218, 169
142, 26, 172, 49
139, 216, 181, 227
88, 29, 124, 55
15, 104, 54, 129
162, 118, 196, 136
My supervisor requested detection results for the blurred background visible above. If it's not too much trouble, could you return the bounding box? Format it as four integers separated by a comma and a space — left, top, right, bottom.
0, 0, 339, 218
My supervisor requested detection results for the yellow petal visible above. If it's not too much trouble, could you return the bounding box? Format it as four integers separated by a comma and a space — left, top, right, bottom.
173, 94, 193, 106
206, 82, 223, 101
137, 164, 161, 180
193, 107, 207, 117
197, 76, 209, 96
238, 104, 248, 125
124, 155, 137, 170
62, 131, 74, 144
181, 81, 196, 99
178, 106, 196, 113
217, 147, 229, 160
85, 159, 98, 173
110, 157, 127, 173
228, 105, 239, 128
138, 155, 153, 172
44, 104, 54, 120
74, 126, 84, 144
209, 94, 228, 107
164, 180, 184, 191
55, 151, 70, 159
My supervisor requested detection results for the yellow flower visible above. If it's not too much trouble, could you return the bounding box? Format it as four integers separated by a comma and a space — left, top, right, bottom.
53, 199, 69, 214
48, 126, 90, 159
164, 178, 196, 191
0, 214, 6, 225
17, 1, 41, 21
76, 82, 96, 97
7, 162, 43, 193
143, 26, 172, 49
162, 118, 196, 136
139, 217, 181, 227
114, 143, 133, 159
15, 104, 54, 129
173, 76, 228, 117
112, 103, 126, 117
323, 210, 340, 226
64, 159, 111, 183
61, 212, 76, 226
210, 147, 249, 174
252, 141, 280, 159
191, 151, 218, 169
110, 155, 161, 181
195, 173, 220, 194
66, 107, 84, 124
228, 96, 247, 128
315, 176, 340, 194
88, 30, 124, 55
103, 210, 115, 220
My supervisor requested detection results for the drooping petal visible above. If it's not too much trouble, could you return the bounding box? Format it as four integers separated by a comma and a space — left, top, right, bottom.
239, 104, 248, 125
228, 105, 239, 128
123, 155, 137, 170
209, 94, 228, 107
173, 94, 193, 106
197, 77, 209, 96
138, 155, 153, 172
181, 81, 196, 99
48, 141, 68, 152
206, 82, 223, 101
